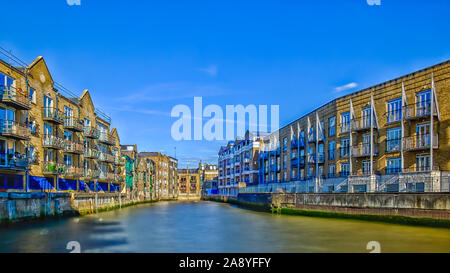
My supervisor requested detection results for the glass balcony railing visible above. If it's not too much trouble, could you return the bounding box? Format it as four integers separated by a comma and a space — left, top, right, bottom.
403, 134, 438, 151
42, 161, 65, 174
84, 126, 100, 139
64, 117, 84, 132
99, 152, 114, 163
42, 135, 65, 149
0, 86, 31, 110
42, 107, 64, 124
0, 153, 29, 170
0, 120, 31, 140
64, 141, 84, 154
99, 131, 116, 145
84, 148, 100, 159
62, 165, 83, 177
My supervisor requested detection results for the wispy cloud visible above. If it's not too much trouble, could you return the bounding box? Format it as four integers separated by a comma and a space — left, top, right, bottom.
334, 82, 358, 93
118, 82, 231, 103
198, 65, 218, 77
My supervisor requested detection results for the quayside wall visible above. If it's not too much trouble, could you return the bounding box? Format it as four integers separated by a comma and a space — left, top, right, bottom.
236, 193, 450, 220
0, 192, 154, 224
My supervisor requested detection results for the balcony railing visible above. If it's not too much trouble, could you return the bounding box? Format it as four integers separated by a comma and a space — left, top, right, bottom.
114, 174, 125, 183
0, 86, 31, 110
351, 143, 379, 158
99, 152, 115, 163
42, 107, 64, 124
340, 123, 350, 134
64, 117, 84, 132
403, 134, 438, 151
64, 141, 84, 154
386, 109, 402, 124
42, 161, 65, 175
42, 135, 65, 150
0, 120, 31, 140
99, 131, 116, 145
84, 148, 100, 159
0, 153, 29, 170
385, 139, 402, 153
84, 126, 100, 139
62, 166, 83, 178
340, 147, 350, 158
351, 117, 376, 132
99, 172, 115, 181
82, 168, 93, 179
404, 102, 437, 120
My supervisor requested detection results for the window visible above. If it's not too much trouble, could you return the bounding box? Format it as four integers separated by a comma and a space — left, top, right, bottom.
416, 90, 431, 116
328, 117, 336, 137
0, 72, 14, 87
283, 138, 287, 152
319, 121, 324, 140
387, 128, 401, 152
308, 126, 315, 142
387, 98, 402, 123
362, 160, 370, 175
340, 138, 350, 158
387, 157, 401, 174
340, 112, 350, 133
362, 106, 373, 128
64, 155, 73, 166
29, 88, 36, 103
292, 169, 297, 180
328, 141, 336, 161
416, 154, 430, 171
283, 154, 287, 169
64, 106, 73, 118
299, 131, 305, 147
328, 164, 336, 178
340, 162, 350, 177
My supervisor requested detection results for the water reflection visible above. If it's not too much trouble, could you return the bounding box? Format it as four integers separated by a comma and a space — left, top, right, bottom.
0, 201, 449, 253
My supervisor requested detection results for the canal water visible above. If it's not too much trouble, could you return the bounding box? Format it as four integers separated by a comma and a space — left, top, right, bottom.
0, 201, 449, 253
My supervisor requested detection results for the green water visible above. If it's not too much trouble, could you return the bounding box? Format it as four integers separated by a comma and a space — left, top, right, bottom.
0, 201, 449, 253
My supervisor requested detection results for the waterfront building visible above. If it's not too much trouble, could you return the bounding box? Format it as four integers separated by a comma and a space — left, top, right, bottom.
0, 55, 123, 193
198, 163, 218, 197
256, 60, 450, 193
136, 155, 154, 200
178, 168, 201, 200
138, 152, 178, 200
121, 144, 138, 199
218, 131, 264, 197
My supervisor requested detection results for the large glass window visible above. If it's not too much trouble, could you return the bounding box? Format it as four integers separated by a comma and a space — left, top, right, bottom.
340, 162, 350, 177
328, 164, 336, 178
328, 140, 336, 160
417, 90, 431, 116
387, 127, 401, 152
416, 154, 430, 171
340, 138, 350, 158
387, 98, 402, 123
340, 112, 350, 133
329, 116, 336, 137
387, 157, 401, 174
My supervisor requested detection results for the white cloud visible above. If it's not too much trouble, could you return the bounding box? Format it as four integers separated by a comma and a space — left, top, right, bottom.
198, 65, 218, 77
334, 82, 358, 93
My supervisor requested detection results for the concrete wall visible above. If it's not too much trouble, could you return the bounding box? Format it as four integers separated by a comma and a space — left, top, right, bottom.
238, 192, 450, 219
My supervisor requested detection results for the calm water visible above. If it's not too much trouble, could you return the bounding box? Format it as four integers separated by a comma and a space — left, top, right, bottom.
1, 201, 450, 253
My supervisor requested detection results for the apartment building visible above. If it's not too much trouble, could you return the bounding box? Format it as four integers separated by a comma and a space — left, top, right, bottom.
198, 163, 218, 197
258, 60, 450, 193
136, 155, 154, 200
121, 144, 138, 198
0, 56, 124, 193
178, 168, 200, 200
138, 152, 178, 200
218, 131, 264, 197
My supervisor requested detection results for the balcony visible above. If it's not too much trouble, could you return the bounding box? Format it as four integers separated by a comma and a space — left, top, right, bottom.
84, 148, 100, 159
351, 117, 376, 132
99, 171, 115, 181
42, 107, 64, 124
42, 135, 65, 150
385, 139, 401, 153
404, 102, 437, 121
99, 152, 115, 163
0, 153, 29, 171
386, 109, 402, 124
0, 86, 31, 110
114, 174, 125, 183
403, 134, 438, 151
0, 120, 31, 140
99, 131, 116, 145
64, 117, 84, 132
351, 143, 379, 158
340, 147, 350, 159
340, 123, 351, 134
62, 166, 83, 178
114, 156, 125, 166
64, 141, 84, 154
82, 168, 94, 179
42, 161, 65, 175
84, 126, 100, 139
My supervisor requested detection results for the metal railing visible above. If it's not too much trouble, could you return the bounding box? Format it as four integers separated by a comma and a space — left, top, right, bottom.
0, 86, 30, 109
62, 166, 83, 177
42, 134, 65, 149
0, 120, 31, 138
351, 117, 376, 131
84, 126, 100, 139
42, 107, 65, 124
42, 161, 65, 174
403, 134, 438, 151
0, 153, 29, 170
351, 143, 378, 158
404, 102, 436, 120
84, 148, 100, 159
99, 131, 116, 145
64, 117, 84, 131
64, 141, 84, 154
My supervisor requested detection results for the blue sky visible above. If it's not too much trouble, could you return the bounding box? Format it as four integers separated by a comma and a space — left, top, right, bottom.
1, 0, 449, 168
